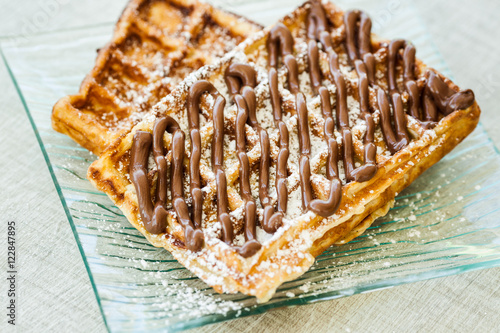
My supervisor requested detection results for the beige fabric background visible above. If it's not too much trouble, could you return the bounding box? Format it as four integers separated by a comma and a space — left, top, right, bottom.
0, 0, 499, 332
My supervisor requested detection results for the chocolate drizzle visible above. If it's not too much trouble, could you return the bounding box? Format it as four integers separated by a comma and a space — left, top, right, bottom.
426, 71, 475, 116
308, 86, 342, 216
188, 81, 234, 246
270, 25, 326, 215
274, 9, 344, 217
327, 49, 377, 183
224, 64, 263, 257
130, 116, 203, 251
267, 23, 294, 69
345, 10, 375, 83
307, 40, 322, 94
128, 1, 476, 256
387, 39, 474, 128
387, 40, 429, 128
343, 11, 378, 180
307, 0, 328, 40
311, 5, 378, 186
268, 47, 291, 229
377, 88, 409, 154
353, 60, 377, 181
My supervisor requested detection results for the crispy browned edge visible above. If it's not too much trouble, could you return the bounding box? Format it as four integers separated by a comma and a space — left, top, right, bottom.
51, 0, 263, 155
86, 1, 481, 301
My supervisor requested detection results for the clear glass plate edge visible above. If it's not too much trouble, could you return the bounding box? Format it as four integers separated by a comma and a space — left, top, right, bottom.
0, 47, 112, 333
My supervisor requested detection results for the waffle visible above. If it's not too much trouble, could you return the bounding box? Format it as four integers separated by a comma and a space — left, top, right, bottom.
88, 1, 480, 301
51, 0, 262, 155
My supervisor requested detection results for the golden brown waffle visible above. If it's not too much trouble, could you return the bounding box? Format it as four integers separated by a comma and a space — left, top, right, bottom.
51, 0, 262, 155
88, 1, 480, 301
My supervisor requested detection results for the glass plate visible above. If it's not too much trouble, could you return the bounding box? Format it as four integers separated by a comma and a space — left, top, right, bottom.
2, 0, 500, 331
